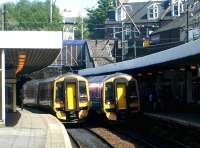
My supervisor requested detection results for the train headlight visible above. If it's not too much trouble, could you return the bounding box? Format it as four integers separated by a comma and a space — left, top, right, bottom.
107, 102, 111, 105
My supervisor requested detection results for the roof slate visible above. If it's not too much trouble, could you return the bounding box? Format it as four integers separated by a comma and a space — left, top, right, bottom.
87, 40, 116, 66
153, 9, 200, 34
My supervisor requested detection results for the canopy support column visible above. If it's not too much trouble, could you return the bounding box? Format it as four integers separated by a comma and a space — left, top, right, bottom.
186, 71, 193, 103
0, 49, 5, 126
12, 82, 16, 112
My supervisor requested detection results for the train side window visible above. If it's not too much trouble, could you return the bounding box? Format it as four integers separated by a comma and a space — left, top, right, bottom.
79, 81, 87, 97
38, 83, 47, 100
105, 83, 114, 103
127, 81, 138, 100
56, 82, 64, 102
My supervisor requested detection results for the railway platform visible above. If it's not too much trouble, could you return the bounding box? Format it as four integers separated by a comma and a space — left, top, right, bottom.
0, 107, 73, 148
144, 112, 200, 129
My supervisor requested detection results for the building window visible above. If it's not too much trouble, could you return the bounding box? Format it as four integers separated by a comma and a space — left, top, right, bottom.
174, 5, 179, 16
172, 1, 184, 16
149, 9, 154, 18
180, 2, 184, 13
115, 7, 126, 21
148, 4, 159, 20
116, 8, 121, 21
154, 6, 158, 18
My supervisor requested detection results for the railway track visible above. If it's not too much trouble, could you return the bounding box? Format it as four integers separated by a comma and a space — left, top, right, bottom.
126, 115, 193, 148
87, 127, 148, 148
66, 124, 190, 148
106, 124, 186, 148
86, 117, 190, 148
86, 124, 160, 148
66, 128, 113, 148
65, 114, 192, 148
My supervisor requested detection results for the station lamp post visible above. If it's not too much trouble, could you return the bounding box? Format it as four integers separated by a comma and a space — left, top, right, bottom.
186, 1, 189, 42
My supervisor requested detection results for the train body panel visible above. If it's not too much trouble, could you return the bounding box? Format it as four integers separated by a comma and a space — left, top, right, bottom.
23, 73, 90, 123
38, 81, 53, 108
89, 83, 103, 112
88, 73, 140, 121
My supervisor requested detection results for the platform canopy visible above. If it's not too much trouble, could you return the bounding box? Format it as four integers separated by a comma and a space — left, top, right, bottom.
0, 31, 62, 78
79, 39, 200, 76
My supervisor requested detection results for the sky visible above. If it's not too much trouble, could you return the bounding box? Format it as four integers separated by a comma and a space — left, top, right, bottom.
0, 0, 98, 17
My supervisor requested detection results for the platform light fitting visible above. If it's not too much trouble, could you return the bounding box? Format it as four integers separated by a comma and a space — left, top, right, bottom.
18, 54, 26, 59
147, 72, 152, 75
16, 54, 27, 74
180, 67, 185, 71
19, 58, 26, 61
190, 65, 197, 70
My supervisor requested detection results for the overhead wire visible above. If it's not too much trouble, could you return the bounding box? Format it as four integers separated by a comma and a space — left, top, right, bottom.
118, 0, 140, 34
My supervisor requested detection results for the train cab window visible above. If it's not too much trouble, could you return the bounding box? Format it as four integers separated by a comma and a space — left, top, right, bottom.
127, 81, 138, 100
79, 81, 87, 97
105, 82, 114, 103
56, 82, 64, 102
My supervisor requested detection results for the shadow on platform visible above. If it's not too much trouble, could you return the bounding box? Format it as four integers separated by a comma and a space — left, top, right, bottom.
24, 106, 51, 114
5, 110, 21, 127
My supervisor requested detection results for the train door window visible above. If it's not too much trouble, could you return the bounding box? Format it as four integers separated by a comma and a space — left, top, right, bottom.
38, 83, 46, 100
105, 82, 115, 103
127, 81, 138, 101
56, 82, 64, 102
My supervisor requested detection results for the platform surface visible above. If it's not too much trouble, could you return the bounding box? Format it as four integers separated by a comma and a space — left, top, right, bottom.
145, 112, 200, 129
0, 108, 73, 148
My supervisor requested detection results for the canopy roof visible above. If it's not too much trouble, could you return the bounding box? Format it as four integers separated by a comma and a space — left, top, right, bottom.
63, 40, 86, 46
79, 39, 200, 76
0, 31, 62, 78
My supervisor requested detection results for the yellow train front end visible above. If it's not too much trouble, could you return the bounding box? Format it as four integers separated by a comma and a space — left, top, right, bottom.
53, 74, 90, 123
103, 74, 140, 121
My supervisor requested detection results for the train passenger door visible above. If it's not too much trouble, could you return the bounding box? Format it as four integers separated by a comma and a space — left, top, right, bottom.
66, 83, 77, 110
116, 83, 127, 109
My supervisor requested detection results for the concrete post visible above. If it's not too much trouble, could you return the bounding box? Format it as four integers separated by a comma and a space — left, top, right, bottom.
12, 83, 16, 112
186, 71, 193, 103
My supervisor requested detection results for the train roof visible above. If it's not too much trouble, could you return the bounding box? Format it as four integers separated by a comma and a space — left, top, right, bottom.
23, 79, 39, 87
87, 73, 131, 83
25, 73, 85, 84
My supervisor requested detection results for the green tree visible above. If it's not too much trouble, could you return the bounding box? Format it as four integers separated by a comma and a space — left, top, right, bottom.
1, 0, 62, 31
86, 0, 114, 39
